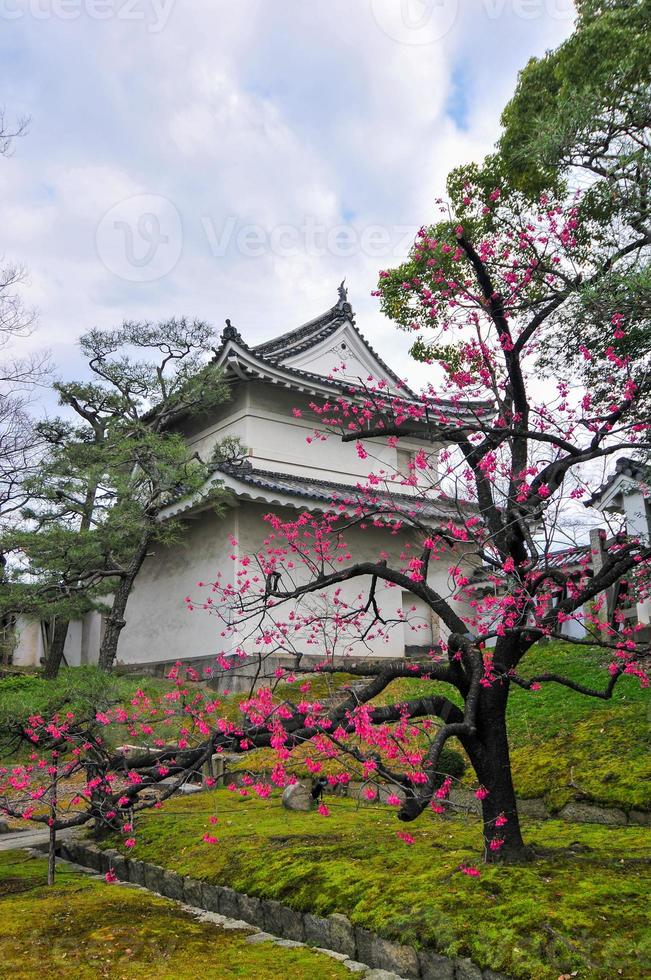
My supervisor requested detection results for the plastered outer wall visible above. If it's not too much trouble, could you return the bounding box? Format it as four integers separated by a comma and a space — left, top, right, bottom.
115, 499, 474, 668
11, 616, 44, 668
89, 379, 474, 668
182, 381, 439, 487
116, 507, 237, 666
11, 612, 104, 669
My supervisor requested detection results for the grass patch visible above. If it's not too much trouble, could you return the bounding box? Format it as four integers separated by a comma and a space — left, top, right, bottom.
510, 702, 650, 810
226, 642, 650, 811
0, 666, 171, 727
0, 667, 174, 761
376, 641, 651, 810
0, 849, 351, 979
111, 789, 651, 980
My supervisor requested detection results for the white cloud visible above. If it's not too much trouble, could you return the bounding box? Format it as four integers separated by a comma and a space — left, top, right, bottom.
1, 0, 575, 392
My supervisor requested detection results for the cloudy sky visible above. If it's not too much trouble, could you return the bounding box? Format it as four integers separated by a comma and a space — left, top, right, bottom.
2, 0, 575, 397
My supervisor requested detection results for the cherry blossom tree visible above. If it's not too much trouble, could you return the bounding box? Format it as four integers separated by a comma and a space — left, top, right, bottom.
187, 185, 650, 864
0, 665, 220, 883
4, 188, 647, 872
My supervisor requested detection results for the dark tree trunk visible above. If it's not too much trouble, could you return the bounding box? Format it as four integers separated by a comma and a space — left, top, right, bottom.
97, 533, 151, 672
47, 755, 58, 885
43, 619, 69, 680
47, 823, 57, 886
97, 576, 132, 672
462, 679, 528, 863
44, 482, 99, 679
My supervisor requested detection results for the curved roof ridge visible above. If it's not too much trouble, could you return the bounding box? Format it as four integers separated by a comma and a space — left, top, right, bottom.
254, 300, 345, 359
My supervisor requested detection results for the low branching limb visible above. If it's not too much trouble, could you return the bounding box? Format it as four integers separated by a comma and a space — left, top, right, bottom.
267, 558, 468, 635
508, 669, 624, 700
397, 639, 482, 821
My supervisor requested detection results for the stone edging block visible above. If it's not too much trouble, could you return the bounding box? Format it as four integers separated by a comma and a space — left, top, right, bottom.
56, 839, 513, 979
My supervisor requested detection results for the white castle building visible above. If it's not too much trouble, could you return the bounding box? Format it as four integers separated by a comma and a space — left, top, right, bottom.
12, 288, 485, 675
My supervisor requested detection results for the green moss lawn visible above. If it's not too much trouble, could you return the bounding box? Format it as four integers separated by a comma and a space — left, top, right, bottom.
0, 849, 350, 979
231, 642, 651, 811
110, 790, 651, 980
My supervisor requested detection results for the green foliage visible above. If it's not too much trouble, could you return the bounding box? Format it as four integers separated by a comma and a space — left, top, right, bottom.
1, 318, 231, 669
538, 264, 651, 410
497, 0, 650, 203
114, 792, 651, 980
0, 667, 170, 749
387, 1, 651, 396
0, 850, 350, 979
409, 338, 465, 373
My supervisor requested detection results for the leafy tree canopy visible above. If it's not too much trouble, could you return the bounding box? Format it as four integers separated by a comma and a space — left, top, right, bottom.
2, 318, 231, 673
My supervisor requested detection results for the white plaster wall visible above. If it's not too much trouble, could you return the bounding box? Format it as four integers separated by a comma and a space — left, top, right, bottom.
282, 322, 403, 396
183, 385, 251, 461
622, 490, 651, 625
82, 612, 104, 664
6, 615, 105, 670
116, 507, 238, 667
113, 499, 474, 668
63, 620, 84, 667
185, 381, 440, 491
110, 373, 470, 668
236, 502, 471, 662
235, 502, 403, 661
11, 617, 44, 668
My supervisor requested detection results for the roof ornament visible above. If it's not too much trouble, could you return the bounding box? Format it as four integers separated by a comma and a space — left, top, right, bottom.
336, 279, 354, 319
221, 318, 244, 344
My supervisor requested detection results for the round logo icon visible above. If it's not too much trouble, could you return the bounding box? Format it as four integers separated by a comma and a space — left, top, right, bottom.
96, 193, 183, 283
371, 0, 459, 45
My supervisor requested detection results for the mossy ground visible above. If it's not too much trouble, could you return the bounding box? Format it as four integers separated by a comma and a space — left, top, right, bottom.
0, 849, 350, 979
3, 645, 649, 977
388, 641, 650, 810
110, 790, 651, 980
230, 642, 650, 811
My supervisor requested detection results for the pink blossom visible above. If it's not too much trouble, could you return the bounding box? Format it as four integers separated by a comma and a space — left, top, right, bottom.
396, 831, 415, 845
459, 864, 481, 878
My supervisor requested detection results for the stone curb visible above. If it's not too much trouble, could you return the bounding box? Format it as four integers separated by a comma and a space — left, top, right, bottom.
52, 839, 511, 980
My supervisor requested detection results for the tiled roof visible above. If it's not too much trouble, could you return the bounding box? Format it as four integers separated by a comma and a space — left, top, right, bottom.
252, 292, 412, 395
215, 290, 492, 421
219, 462, 479, 523
540, 544, 592, 571
471, 543, 593, 583
254, 307, 345, 361
586, 456, 651, 508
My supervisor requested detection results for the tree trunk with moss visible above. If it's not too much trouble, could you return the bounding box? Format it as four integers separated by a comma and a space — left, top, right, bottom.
42, 618, 69, 680
462, 682, 528, 863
